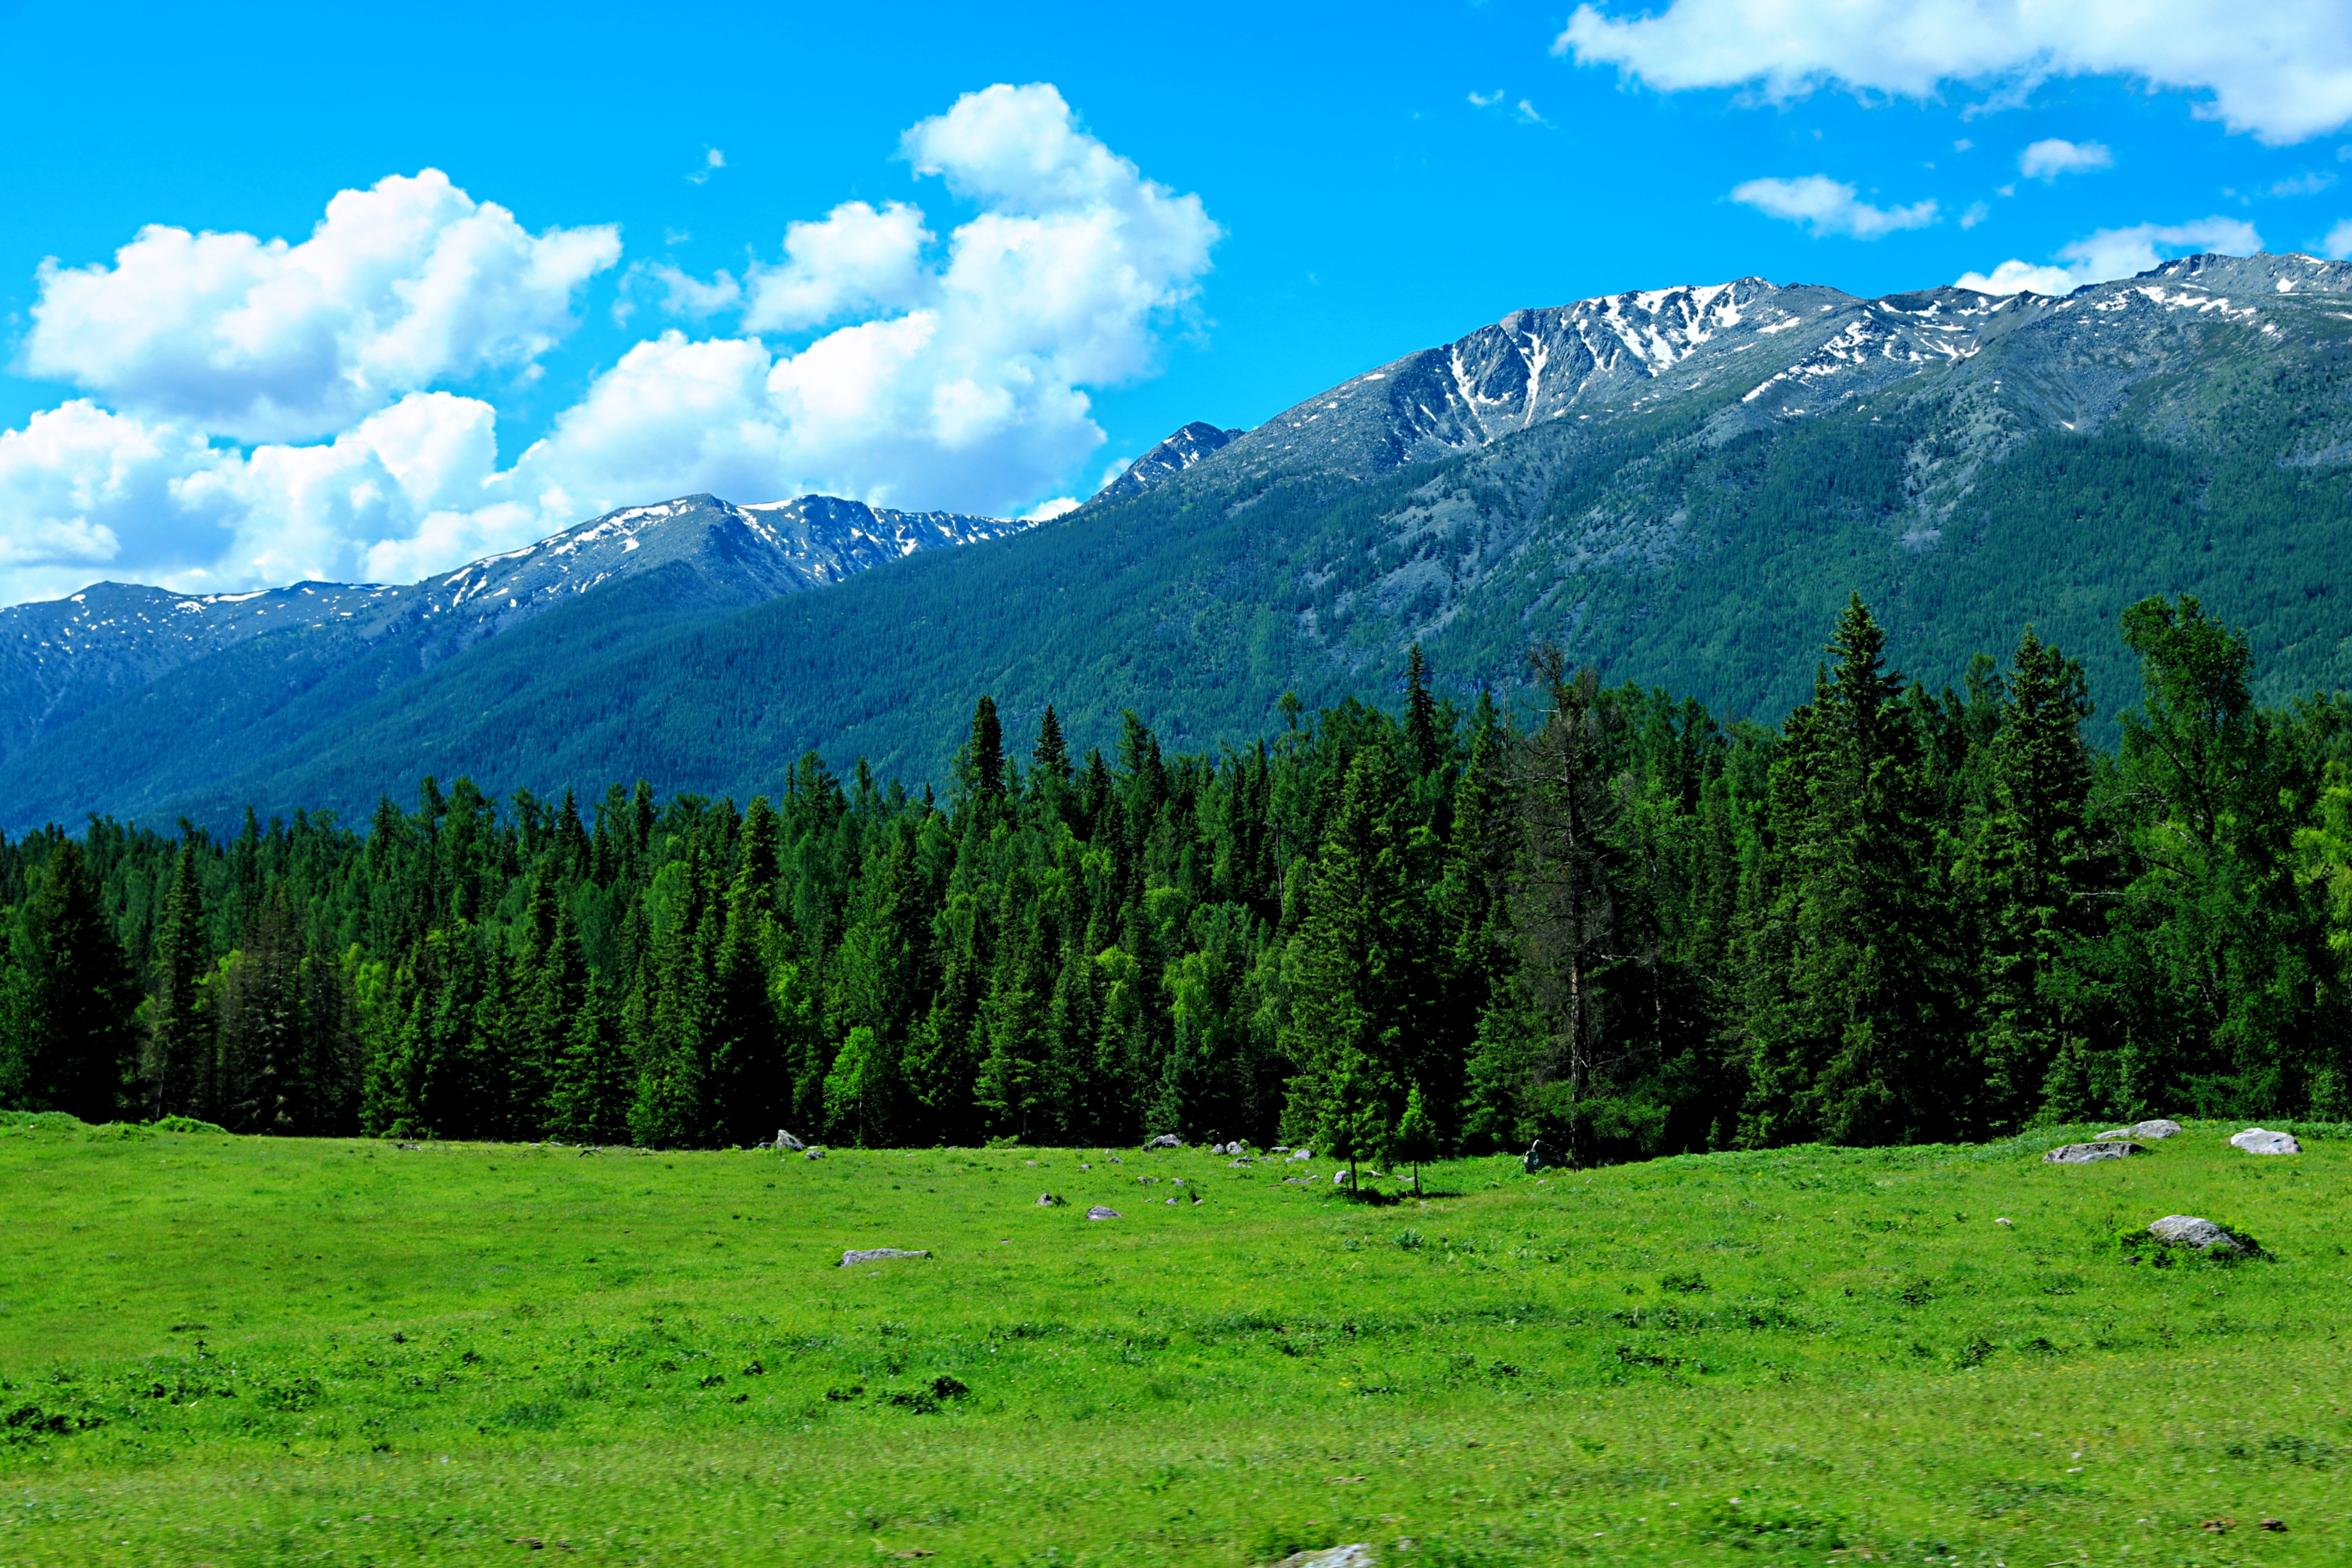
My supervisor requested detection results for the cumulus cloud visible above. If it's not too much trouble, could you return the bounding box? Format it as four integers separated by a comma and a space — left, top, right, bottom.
1731, 174, 1939, 237
1956, 216, 2263, 295
740, 201, 931, 332
0, 85, 1219, 606
1556, 0, 2352, 144
21, 171, 618, 444
2324, 218, 2352, 258
2019, 138, 2112, 179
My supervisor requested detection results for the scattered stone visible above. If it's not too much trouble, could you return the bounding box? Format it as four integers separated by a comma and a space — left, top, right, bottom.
1524, 1138, 1560, 1174
1994, 1217, 2014, 1227
2230, 1127, 2301, 1156
2124, 1119, 2183, 1140
1272, 1145, 1292, 1154
2041, 1140, 2144, 1164
2200, 1518, 2234, 1535
775, 1130, 807, 1152
1143, 1133, 1182, 1150
1283, 1177, 1312, 1185
1289, 1148, 1314, 1161
1228, 1158, 1254, 1167
1164, 1196, 1178, 1206
2148, 1215, 2242, 1252
840, 1248, 930, 1267
1334, 1169, 1355, 1185
1269, 1546, 1376, 1568
804, 1146, 827, 1160
1189, 1191, 1203, 1205
2261, 1518, 2287, 1532
1085, 1206, 1121, 1221
1106, 1155, 1124, 1164
1036, 1193, 1063, 1207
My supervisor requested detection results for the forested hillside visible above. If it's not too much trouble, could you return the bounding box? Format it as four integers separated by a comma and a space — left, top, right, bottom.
9, 255, 2348, 833
4, 595, 2348, 1157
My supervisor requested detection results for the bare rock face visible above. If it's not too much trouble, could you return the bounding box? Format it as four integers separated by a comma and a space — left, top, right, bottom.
840, 1248, 929, 1267
2043, 1140, 2145, 1164
2230, 1127, 2301, 1155
2148, 1215, 2242, 1253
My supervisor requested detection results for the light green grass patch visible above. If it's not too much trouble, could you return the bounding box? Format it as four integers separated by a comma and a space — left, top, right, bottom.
1, 1121, 2347, 1564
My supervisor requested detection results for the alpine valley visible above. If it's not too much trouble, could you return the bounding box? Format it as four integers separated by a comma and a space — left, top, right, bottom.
7, 249, 2352, 832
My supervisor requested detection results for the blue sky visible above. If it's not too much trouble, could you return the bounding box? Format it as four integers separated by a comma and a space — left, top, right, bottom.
1, 0, 2348, 604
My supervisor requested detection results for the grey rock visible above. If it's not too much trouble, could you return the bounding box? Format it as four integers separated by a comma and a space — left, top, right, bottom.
803, 1146, 827, 1159
1036, 1193, 1063, 1206
2097, 1119, 2182, 1141
1085, 1206, 1122, 1221
2042, 1140, 2144, 1163
775, 1130, 807, 1152
1334, 1169, 1355, 1185
2230, 1127, 2301, 1155
1143, 1133, 1182, 1150
2148, 1214, 2241, 1252
1524, 1138, 1561, 1173
1269, 1547, 1376, 1568
840, 1248, 929, 1267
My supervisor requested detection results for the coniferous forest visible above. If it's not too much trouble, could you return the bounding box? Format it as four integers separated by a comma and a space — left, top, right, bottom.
4, 592, 2351, 1162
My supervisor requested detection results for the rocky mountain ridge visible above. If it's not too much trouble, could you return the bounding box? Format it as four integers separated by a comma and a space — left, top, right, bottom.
0, 492, 1024, 767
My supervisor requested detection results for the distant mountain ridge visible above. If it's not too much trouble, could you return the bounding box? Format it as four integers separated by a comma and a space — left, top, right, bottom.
7, 250, 2352, 832
0, 492, 1025, 773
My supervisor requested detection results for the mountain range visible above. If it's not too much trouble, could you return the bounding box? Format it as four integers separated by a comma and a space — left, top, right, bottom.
5, 250, 2351, 832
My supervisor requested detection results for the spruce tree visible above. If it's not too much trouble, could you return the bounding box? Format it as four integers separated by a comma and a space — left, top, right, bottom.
13, 841, 139, 1121
145, 838, 213, 1119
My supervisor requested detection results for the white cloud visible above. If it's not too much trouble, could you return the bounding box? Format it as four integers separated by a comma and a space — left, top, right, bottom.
1556, 0, 2352, 144
1020, 497, 1079, 522
2269, 171, 2337, 197
687, 148, 726, 186
739, 201, 931, 332
1960, 200, 1990, 228
1956, 216, 2263, 294
1730, 174, 1939, 237
2324, 218, 2352, 258
20, 171, 618, 444
2019, 138, 2112, 179
1467, 89, 1505, 107
0, 84, 1219, 605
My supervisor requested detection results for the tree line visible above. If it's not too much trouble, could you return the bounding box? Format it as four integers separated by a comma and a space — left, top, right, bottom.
4, 592, 2350, 1163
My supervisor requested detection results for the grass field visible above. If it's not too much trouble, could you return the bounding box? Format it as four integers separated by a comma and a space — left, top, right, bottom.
1, 1116, 2347, 1567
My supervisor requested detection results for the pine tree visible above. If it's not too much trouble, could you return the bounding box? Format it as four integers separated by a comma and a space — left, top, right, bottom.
1281, 740, 1419, 1149
1780, 595, 1966, 1145
1969, 627, 2098, 1127
12, 841, 139, 1120
145, 837, 213, 1119
970, 695, 1006, 799
1403, 643, 1441, 777
1033, 705, 1072, 785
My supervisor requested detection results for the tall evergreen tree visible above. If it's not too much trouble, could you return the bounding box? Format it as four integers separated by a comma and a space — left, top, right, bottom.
145, 836, 213, 1119
11, 841, 139, 1120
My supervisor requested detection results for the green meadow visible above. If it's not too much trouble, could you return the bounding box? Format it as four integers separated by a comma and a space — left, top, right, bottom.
1, 1118, 2347, 1567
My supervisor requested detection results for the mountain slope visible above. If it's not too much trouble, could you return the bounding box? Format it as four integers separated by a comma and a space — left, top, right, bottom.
9, 252, 2352, 830
0, 494, 1023, 830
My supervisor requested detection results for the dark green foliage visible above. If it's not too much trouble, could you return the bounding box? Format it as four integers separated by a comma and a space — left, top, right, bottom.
5, 594, 2352, 1153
